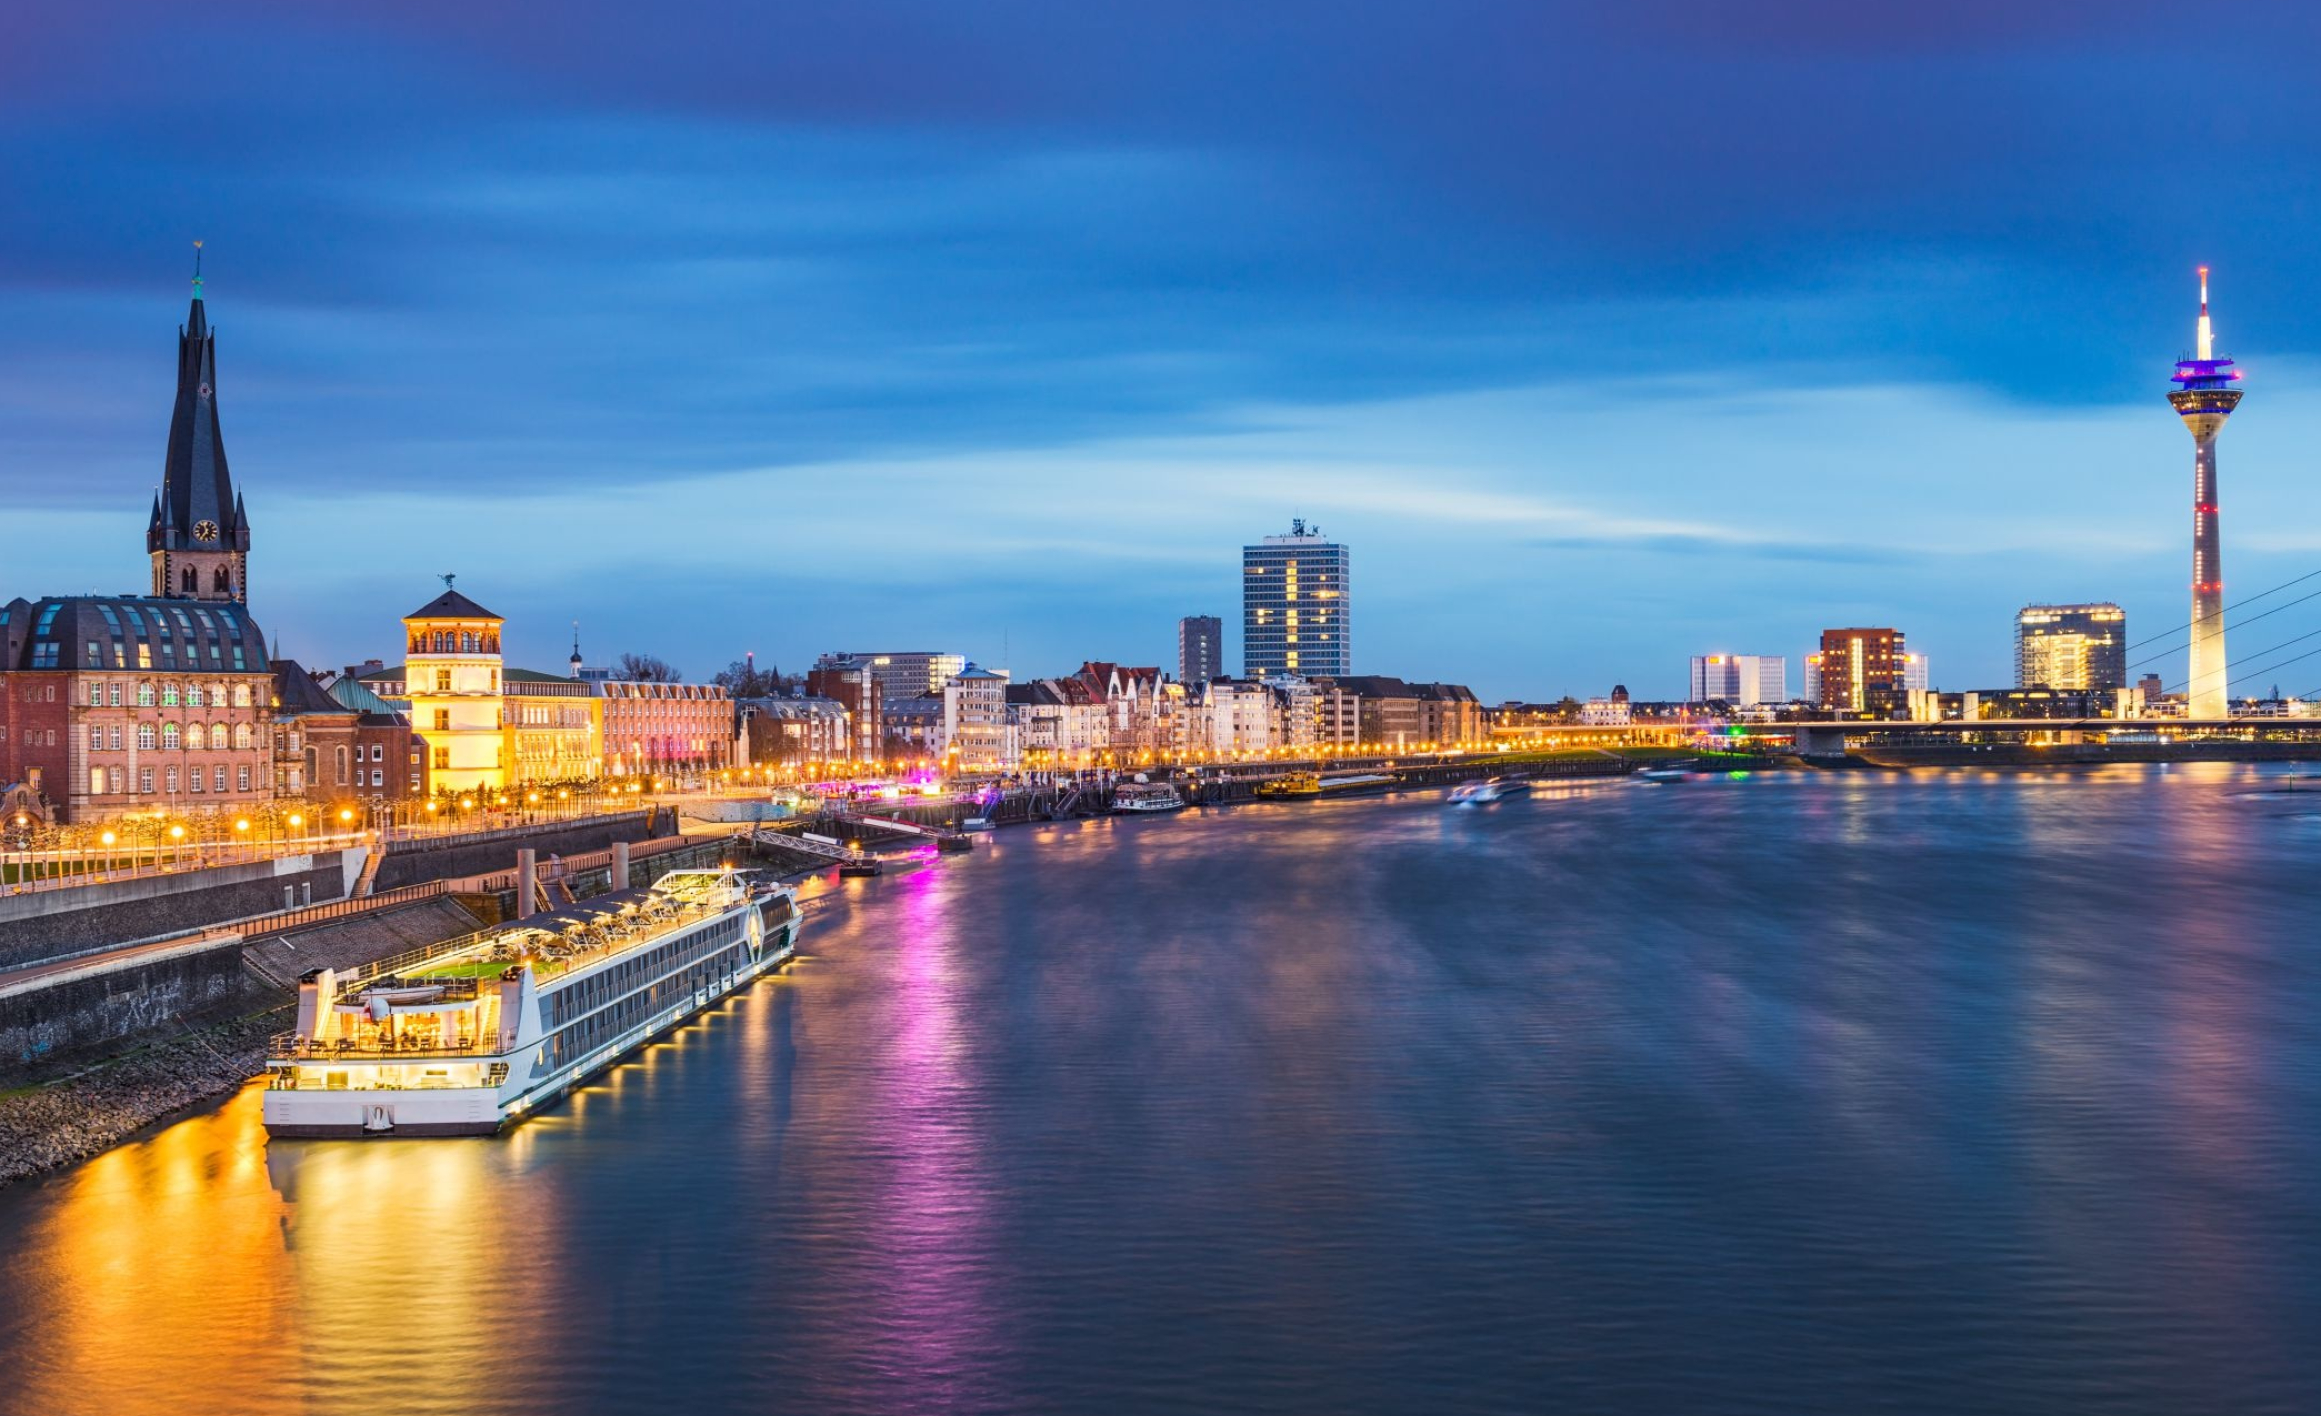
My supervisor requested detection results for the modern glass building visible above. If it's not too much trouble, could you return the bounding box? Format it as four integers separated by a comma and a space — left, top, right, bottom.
1242, 521, 1349, 679
2016, 603, 2127, 690
1688, 654, 1786, 706
1177, 615, 1223, 685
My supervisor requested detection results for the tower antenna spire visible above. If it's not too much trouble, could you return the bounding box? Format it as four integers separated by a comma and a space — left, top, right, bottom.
2197, 265, 2213, 361
192, 239, 204, 298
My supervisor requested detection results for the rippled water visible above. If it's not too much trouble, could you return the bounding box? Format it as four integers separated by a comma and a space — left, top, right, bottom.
3, 764, 2319, 1415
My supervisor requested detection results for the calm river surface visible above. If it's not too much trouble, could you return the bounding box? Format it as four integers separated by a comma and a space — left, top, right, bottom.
3, 764, 2319, 1415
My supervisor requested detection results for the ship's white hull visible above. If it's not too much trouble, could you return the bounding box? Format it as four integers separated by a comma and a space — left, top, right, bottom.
264, 910, 798, 1139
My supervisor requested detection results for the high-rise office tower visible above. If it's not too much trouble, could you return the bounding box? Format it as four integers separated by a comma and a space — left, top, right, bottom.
2016, 604, 2127, 690
2169, 267, 2243, 718
1689, 655, 1787, 706
1816, 628, 1905, 712
1242, 520, 1349, 678
1177, 615, 1223, 685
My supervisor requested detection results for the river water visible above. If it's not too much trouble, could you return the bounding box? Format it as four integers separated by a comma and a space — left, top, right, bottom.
2, 764, 2318, 1415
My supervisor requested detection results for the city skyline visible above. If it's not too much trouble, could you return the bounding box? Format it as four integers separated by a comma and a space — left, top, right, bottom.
10, 6, 2321, 698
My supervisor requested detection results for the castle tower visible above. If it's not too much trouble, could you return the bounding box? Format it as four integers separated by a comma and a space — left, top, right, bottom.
404, 582, 507, 794
2167, 267, 2244, 719
148, 244, 252, 603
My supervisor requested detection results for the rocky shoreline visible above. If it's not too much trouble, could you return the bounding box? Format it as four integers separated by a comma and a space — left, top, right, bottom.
0, 1002, 287, 1190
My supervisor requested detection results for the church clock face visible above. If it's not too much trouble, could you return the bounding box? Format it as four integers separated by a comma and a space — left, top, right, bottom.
193, 519, 219, 543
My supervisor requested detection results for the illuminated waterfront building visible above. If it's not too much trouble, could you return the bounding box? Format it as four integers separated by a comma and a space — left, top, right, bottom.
803, 662, 884, 764
393, 587, 509, 794
735, 696, 851, 768
2168, 267, 2243, 718
1902, 653, 1930, 694
1178, 615, 1223, 685
941, 663, 1017, 771
1816, 628, 1906, 713
1689, 655, 1786, 707
815, 651, 965, 704
0, 596, 274, 823
1243, 520, 1349, 679
2015, 604, 2127, 690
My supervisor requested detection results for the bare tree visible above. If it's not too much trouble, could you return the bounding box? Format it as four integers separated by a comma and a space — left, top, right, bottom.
713, 658, 786, 698
617, 653, 681, 683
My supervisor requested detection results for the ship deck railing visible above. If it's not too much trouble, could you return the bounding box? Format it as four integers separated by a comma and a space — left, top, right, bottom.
266, 1031, 503, 1062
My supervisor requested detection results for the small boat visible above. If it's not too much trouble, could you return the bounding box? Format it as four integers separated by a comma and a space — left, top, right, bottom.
961, 816, 994, 832
837, 856, 882, 878
1637, 760, 1698, 782
1256, 771, 1322, 800
1112, 782, 1187, 814
1448, 777, 1529, 806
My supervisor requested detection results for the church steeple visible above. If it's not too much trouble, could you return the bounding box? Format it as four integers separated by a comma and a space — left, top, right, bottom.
149, 241, 250, 603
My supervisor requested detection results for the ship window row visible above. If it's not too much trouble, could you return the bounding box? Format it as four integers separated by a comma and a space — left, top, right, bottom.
542, 917, 746, 1029
540, 946, 744, 1070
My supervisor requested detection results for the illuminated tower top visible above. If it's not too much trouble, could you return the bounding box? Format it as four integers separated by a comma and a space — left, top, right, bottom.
2170, 265, 2242, 402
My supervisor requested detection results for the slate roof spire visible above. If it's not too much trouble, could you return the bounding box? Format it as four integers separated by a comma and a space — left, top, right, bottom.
149, 240, 249, 557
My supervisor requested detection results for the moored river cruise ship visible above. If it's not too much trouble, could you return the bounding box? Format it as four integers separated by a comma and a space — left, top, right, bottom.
263, 868, 800, 1138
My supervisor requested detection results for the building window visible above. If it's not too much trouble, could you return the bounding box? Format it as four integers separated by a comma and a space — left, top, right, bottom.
335, 746, 349, 783
190, 767, 205, 793
108, 727, 122, 751
165, 766, 179, 793
109, 767, 124, 794
137, 682, 155, 706
139, 767, 153, 793
235, 723, 253, 750
237, 767, 250, 792
161, 723, 180, 749
185, 684, 204, 708
215, 566, 232, 594
436, 669, 452, 692
432, 747, 450, 770
435, 709, 450, 731
90, 767, 105, 796
370, 768, 384, 787
88, 682, 103, 706
137, 724, 155, 751
161, 684, 179, 707
108, 682, 121, 706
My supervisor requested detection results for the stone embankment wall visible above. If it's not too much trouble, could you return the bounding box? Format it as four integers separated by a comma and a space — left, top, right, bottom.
370, 812, 660, 891
0, 853, 356, 969
0, 938, 249, 1070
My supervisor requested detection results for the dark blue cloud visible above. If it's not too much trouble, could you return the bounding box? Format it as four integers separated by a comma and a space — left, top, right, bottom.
5, 2, 2320, 694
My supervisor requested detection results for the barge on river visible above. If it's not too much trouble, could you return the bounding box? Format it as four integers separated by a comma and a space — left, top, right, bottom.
262, 868, 800, 1138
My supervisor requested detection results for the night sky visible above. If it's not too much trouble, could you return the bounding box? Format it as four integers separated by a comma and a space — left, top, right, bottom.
6, 2, 2321, 699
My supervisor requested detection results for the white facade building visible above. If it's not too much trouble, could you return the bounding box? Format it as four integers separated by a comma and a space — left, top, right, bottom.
941, 663, 1017, 771
1689, 654, 1787, 707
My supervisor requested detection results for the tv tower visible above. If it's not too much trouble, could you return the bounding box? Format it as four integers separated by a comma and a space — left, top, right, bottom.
2168, 267, 2243, 719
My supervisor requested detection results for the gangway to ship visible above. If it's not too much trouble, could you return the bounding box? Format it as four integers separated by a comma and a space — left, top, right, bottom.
744, 826, 879, 872
819, 807, 974, 852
